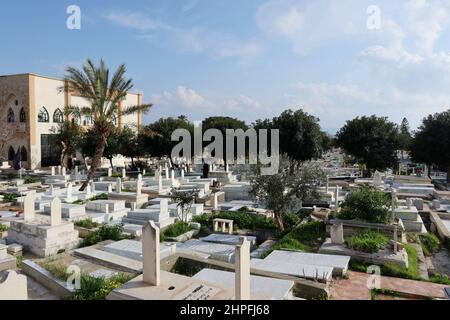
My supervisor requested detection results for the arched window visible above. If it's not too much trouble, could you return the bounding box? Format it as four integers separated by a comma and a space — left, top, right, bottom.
38, 107, 49, 123
53, 109, 64, 123
7, 108, 15, 123
19, 108, 26, 122
8, 147, 15, 161
21, 146, 28, 161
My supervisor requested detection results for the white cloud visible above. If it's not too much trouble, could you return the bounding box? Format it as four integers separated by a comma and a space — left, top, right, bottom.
104, 12, 161, 31
177, 86, 205, 108
224, 95, 262, 111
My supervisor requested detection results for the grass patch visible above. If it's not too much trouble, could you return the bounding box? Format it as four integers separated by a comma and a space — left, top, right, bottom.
261, 221, 327, 258
349, 244, 421, 280
68, 273, 134, 300
162, 221, 191, 239
346, 230, 389, 254
0, 224, 8, 232
74, 219, 100, 230
419, 233, 441, 256
2, 192, 20, 203
80, 224, 127, 247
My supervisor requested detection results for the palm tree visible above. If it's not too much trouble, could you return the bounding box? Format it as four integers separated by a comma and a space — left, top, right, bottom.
62, 59, 152, 191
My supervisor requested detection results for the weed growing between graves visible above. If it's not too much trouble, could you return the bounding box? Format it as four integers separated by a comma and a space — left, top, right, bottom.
419, 233, 441, 256
80, 224, 127, 247
74, 219, 100, 230
371, 288, 401, 300
429, 273, 450, 285
0, 224, 8, 232
72, 199, 85, 205
162, 221, 191, 240
23, 176, 39, 184
39, 260, 71, 281
346, 230, 389, 254
68, 273, 134, 300
89, 193, 109, 201
2, 192, 20, 203
261, 221, 327, 258
15, 255, 24, 268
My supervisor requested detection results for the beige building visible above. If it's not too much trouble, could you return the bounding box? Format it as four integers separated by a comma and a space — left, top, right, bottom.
0, 73, 143, 169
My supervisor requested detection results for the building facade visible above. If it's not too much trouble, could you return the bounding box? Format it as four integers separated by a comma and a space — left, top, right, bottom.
0, 73, 143, 169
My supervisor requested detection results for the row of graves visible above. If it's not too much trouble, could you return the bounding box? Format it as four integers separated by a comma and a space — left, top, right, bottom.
1, 159, 448, 300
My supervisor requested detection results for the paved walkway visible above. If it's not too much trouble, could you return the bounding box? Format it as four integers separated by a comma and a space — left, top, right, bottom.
329, 271, 448, 300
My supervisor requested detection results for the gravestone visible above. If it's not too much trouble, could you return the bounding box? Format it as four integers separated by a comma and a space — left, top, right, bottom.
181, 169, 185, 179
57, 166, 61, 175
116, 178, 122, 193
171, 170, 175, 183
50, 197, 62, 226
143, 169, 146, 176
90, 180, 96, 193
373, 171, 382, 186
137, 174, 142, 196
74, 166, 79, 177
62, 167, 66, 176
142, 221, 160, 286
86, 185, 92, 197
51, 166, 55, 176
325, 176, 329, 193
334, 186, 339, 209
23, 192, 36, 221
235, 237, 250, 300
330, 223, 344, 244
108, 168, 112, 177
67, 182, 73, 198
212, 193, 219, 210
122, 168, 126, 178
165, 167, 169, 180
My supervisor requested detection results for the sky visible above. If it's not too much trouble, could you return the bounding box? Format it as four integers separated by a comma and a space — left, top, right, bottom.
2, 0, 450, 133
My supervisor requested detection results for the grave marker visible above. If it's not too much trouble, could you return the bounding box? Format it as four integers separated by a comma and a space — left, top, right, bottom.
50, 197, 62, 226
23, 192, 36, 221
142, 221, 160, 286
235, 237, 250, 300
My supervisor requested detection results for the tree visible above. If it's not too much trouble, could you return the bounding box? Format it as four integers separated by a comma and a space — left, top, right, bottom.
410, 110, 450, 182
170, 187, 199, 223
339, 185, 393, 224
249, 154, 326, 231
140, 116, 193, 160
50, 107, 83, 168
62, 59, 152, 190
335, 115, 400, 175
254, 109, 325, 161
398, 117, 412, 159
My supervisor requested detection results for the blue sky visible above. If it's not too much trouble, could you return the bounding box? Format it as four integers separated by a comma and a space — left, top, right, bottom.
2, 0, 450, 133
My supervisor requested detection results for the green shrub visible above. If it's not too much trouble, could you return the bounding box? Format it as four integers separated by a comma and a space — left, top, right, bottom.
68, 273, 134, 300
419, 233, 441, 256
81, 224, 125, 247
282, 212, 301, 230
339, 185, 392, 223
75, 219, 100, 230
163, 221, 191, 238
0, 224, 8, 232
2, 193, 20, 203
346, 230, 389, 253
191, 211, 277, 231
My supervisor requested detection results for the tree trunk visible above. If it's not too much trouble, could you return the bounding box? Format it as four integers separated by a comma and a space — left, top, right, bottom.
109, 157, 114, 169
79, 133, 107, 191
275, 211, 285, 231
60, 142, 68, 168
